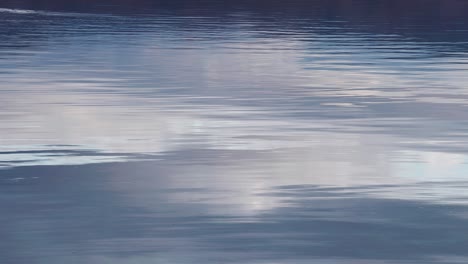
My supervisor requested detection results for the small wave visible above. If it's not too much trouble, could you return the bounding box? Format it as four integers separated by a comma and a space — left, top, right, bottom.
0, 7, 120, 18
0, 8, 38, 14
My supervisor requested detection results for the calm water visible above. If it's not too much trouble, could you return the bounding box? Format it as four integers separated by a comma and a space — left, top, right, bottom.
2, 1, 468, 263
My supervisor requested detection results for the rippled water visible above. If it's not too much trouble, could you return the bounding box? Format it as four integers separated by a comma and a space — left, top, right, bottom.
2, 1, 468, 263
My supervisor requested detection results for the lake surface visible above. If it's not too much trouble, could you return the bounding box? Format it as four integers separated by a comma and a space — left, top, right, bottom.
2, 1, 468, 263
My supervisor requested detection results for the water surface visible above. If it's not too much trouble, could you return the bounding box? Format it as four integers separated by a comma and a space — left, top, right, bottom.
2, 1, 468, 263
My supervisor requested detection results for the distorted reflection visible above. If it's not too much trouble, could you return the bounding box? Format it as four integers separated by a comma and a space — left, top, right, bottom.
2, 1, 468, 263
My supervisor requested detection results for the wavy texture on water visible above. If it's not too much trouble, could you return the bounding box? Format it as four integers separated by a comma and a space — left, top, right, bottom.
2, 1, 468, 264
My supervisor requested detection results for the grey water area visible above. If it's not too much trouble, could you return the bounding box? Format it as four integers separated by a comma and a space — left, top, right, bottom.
2, 1, 468, 263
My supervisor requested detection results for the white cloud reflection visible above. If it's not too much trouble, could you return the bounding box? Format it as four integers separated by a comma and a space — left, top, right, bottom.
1, 27, 468, 215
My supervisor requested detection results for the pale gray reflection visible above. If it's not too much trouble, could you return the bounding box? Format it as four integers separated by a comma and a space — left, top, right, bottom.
1, 157, 468, 264
2, 34, 468, 163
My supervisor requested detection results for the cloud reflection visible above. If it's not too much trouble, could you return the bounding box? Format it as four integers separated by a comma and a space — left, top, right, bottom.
2, 161, 468, 263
